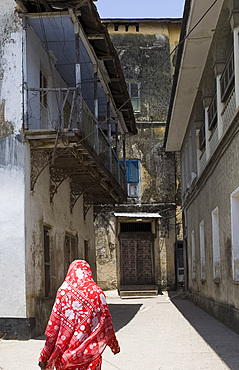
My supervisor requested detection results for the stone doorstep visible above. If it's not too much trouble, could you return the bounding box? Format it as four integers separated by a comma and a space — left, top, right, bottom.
119, 285, 158, 298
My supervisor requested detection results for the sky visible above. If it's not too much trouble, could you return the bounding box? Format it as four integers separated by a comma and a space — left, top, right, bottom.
95, 0, 185, 19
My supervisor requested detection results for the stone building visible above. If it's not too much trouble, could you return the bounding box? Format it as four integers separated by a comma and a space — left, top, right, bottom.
95, 18, 183, 295
165, 0, 239, 332
0, 0, 136, 339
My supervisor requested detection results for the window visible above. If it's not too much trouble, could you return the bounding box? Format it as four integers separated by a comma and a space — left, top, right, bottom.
126, 160, 140, 198
127, 82, 141, 112
44, 226, 51, 298
126, 160, 139, 183
231, 187, 239, 281
64, 234, 78, 276
208, 92, 217, 131
200, 220, 206, 280
212, 207, 220, 281
198, 122, 205, 151
120, 160, 140, 198
220, 49, 234, 102
191, 230, 196, 279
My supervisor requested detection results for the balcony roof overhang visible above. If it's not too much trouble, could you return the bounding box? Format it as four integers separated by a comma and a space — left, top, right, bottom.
18, 0, 137, 135
164, 0, 224, 152
26, 130, 127, 205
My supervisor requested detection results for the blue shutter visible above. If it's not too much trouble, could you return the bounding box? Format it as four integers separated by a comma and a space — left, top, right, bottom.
126, 160, 139, 183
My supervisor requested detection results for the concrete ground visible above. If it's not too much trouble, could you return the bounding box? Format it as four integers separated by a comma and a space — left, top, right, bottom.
1, 291, 239, 370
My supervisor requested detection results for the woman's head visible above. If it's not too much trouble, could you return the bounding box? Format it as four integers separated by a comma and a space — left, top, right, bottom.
65, 260, 92, 285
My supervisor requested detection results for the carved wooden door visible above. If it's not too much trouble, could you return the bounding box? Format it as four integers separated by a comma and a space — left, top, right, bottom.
120, 233, 154, 285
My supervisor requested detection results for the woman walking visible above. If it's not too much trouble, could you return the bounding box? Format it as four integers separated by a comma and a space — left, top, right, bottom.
38, 260, 120, 369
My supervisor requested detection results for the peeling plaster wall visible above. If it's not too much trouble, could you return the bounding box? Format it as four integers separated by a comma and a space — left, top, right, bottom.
0, 1, 26, 317
25, 144, 95, 335
95, 22, 182, 291
0, 2, 96, 338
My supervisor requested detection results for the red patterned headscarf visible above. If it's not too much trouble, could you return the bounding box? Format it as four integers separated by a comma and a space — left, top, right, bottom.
39, 260, 119, 369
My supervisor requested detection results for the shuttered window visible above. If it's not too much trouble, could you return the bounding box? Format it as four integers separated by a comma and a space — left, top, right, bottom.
126, 160, 139, 183
127, 82, 141, 112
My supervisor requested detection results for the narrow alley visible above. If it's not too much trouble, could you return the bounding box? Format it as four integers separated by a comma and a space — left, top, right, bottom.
1, 291, 239, 370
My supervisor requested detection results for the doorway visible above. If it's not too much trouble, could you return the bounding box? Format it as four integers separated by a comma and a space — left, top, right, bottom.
120, 222, 154, 285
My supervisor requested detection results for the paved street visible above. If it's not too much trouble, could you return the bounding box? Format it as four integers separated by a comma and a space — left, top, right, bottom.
1, 291, 239, 370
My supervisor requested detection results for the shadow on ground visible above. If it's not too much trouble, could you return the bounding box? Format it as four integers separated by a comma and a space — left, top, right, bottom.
169, 292, 239, 370
34, 303, 142, 340
108, 304, 142, 332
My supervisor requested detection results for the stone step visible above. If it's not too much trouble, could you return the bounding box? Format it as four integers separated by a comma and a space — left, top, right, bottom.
119, 285, 158, 299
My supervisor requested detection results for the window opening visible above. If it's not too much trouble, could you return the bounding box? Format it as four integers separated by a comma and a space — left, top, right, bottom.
191, 230, 196, 279
127, 82, 141, 112
212, 207, 220, 280
200, 220, 206, 280
120, 222, 151, 233
64, 233, 78, 276
231, 187, 239, 281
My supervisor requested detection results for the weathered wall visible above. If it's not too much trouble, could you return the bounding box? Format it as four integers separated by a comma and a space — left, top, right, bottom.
0, 3, 96, 338
95, 211, 117, 290
110, 33, 171, 122
25, 144, 95, 336
126, 122, 176, 203
0, 1, 26, 319
185, 118, 239, 310
95, 21, 181, 291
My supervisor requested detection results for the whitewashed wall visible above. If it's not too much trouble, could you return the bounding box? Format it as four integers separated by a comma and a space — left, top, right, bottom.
0, 1, 26, 317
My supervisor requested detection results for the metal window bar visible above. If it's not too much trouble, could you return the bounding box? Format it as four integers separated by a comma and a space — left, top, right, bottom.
220, 49, 235, 102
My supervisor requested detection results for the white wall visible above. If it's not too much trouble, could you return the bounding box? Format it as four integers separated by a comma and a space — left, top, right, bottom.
0, 1, 26, 317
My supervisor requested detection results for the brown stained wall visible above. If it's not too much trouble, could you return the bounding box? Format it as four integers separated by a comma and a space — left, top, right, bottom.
111, 33, 171, 122
126, 122, 176, 203
95, 20, 182, 291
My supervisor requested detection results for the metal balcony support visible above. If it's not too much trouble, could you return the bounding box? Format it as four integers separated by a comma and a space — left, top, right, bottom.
50, 167, 69, 203
70, 181, 84, 213
30, 149, 51, 191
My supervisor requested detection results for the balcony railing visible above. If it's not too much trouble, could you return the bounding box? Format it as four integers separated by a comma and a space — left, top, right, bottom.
25, 87, 126, 191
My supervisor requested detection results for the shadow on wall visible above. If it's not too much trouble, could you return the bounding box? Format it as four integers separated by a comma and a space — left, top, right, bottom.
108, 304, 142, 332
168, 292, 239, 369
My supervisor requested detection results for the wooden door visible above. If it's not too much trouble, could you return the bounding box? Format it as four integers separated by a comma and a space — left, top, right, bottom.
120, 233, 154, 285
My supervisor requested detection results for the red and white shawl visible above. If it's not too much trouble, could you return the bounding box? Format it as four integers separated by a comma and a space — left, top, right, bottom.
39, 260, 119, 370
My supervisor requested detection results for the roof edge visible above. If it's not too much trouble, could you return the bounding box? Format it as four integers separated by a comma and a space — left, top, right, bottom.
163, 0, 192, 150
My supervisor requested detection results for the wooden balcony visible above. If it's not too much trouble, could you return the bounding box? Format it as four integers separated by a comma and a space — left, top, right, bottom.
25, 88, 127, 211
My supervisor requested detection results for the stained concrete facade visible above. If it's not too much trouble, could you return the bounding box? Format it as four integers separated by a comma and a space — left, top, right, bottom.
0, 0, 136, 339
165, 0, 239, 333
95, 19, 182, 293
